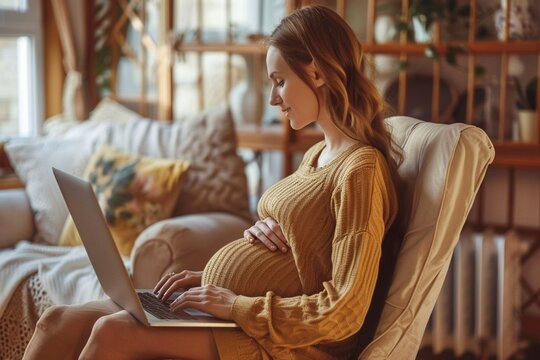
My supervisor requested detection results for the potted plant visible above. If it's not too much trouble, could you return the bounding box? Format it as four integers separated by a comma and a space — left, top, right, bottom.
514, 76, 538, 143
394, 0, 494, 75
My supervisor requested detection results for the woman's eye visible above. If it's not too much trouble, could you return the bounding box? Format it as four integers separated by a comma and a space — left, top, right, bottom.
277, 80, 284, 87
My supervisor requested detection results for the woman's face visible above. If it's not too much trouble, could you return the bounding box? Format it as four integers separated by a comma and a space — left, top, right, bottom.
266, 46, 321, 130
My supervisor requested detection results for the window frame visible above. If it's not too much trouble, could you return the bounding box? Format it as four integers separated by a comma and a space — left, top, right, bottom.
0, 0, 44, 137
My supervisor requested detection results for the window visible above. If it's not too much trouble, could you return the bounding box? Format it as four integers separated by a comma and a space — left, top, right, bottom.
0, 0, 43, 137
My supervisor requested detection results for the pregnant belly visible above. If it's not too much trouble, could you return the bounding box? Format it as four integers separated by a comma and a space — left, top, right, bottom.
202, 238, 303, 297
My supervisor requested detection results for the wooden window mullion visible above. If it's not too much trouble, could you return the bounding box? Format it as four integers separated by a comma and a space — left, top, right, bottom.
465, 0, 477, 125
432, 21, 441, 123
398, 0, 410, 115
498, 0, 511, 141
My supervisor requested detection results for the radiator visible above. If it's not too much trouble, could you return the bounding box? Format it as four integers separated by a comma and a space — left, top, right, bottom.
421, 229, 528, 359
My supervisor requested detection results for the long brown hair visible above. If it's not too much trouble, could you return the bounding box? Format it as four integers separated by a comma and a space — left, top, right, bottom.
267, 5, 402, 180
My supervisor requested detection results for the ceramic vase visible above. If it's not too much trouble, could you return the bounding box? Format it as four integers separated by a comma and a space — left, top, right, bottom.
518, 110, 538, 143
229, 55, 263, 125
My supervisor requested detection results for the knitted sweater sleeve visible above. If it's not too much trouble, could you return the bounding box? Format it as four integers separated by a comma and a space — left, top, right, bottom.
230, 161, 392, 348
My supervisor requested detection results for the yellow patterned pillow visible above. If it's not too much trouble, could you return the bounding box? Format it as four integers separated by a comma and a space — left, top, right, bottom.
59, 145, 190, 256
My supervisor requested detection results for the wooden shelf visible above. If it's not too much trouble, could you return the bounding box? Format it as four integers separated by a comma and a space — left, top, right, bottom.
238, 125, 540, 169
491, 142, 540, 168
364, 40, 540, 56
236, 124, 323, 153
177, 42, 267, 55
178, 40, 540, 57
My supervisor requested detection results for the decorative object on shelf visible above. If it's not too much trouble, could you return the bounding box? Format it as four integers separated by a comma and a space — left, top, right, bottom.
514, 75, 538, 143
384, 73, 458, 123
517, 110, 538, 143
229, 55, 264, 125
483, 75, 518, 140
374, 12, 400, 76
374, 14, 399, 43
494, 0, 539, 40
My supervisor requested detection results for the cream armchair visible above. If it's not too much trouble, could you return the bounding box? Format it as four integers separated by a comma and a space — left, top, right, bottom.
360, 117, 494, 359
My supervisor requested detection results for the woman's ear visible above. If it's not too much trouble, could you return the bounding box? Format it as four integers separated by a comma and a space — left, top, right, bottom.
307, 62, 325, 88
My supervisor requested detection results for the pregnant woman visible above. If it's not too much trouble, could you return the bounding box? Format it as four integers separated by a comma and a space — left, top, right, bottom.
24, 5, 402, 360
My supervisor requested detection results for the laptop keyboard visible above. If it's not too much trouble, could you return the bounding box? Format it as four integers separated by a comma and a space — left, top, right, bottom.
137, 292, 186, 320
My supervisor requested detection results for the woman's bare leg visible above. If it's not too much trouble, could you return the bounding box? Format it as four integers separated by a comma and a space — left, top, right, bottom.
23, 299, 121, 360
79, 310, 219, 360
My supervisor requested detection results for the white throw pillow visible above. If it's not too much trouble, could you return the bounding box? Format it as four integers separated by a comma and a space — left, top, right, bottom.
6, 138, 92, 244
5, 124, 111, 244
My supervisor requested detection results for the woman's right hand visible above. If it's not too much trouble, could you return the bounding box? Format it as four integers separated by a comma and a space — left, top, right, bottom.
153, 270, 202, 302
244, 217, 289, 253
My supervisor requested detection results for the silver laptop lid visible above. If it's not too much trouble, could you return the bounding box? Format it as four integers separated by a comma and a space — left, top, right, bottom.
52, 167, 149, 326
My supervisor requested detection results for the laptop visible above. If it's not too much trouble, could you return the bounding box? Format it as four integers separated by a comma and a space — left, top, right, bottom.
52, 167, 237, 328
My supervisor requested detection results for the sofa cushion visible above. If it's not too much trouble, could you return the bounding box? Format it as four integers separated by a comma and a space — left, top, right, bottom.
59, 145, 190, 256
5, 135, 105, 244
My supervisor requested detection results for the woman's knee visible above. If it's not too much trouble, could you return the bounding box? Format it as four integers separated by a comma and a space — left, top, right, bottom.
79, 312, 139, 359
89, 311, 138, 348
35, 305, 70, 334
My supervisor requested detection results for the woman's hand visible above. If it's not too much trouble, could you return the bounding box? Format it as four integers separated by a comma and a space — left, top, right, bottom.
169, 285, 238, 320
244, 217, 289, 253
153, 270, 202, 302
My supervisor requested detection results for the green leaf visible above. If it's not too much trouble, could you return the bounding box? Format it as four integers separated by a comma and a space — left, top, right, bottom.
446, 45, 466, 65
399, 60, 409, 71
446, 49, 457, 65
119, 211, 133, 220
457, 4, 471, 17
101, 159, 115, 176
396, 20, 410, 33
107, 192, 133, 208
111, 161, 138, 189
105, 209, 115, 225
526, 76, 538, 110
477, 25, 490, 39
474, 65, 486, 77
425, 45, 439, 59
448, 0, 457, 12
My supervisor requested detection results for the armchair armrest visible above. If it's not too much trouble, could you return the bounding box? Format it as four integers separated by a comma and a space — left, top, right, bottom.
130, 212, 251, 288
0, 189, 35, 248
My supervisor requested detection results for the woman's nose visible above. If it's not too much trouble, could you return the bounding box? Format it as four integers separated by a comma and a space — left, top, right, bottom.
269, 92, 282, 106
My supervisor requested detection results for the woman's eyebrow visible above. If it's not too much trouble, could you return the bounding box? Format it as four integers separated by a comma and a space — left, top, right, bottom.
268, 71, 282, 79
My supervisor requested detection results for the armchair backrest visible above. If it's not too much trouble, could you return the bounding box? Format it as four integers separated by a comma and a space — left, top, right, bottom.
359, 117, 495, 359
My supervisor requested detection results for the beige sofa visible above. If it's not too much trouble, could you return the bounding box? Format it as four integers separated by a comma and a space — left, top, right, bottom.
1, 100, 253, 286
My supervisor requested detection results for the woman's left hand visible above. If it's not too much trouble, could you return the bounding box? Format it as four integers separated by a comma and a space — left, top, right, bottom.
169, 284, 238, 320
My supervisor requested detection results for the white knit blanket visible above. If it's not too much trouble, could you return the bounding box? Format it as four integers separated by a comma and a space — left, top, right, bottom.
0, 241, 130, 317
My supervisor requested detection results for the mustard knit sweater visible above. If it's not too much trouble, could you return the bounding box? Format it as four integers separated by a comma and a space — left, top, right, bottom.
202, 141, 398, 359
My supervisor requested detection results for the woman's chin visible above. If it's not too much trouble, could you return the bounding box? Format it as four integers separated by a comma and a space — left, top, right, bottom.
289, 120, 313, 131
